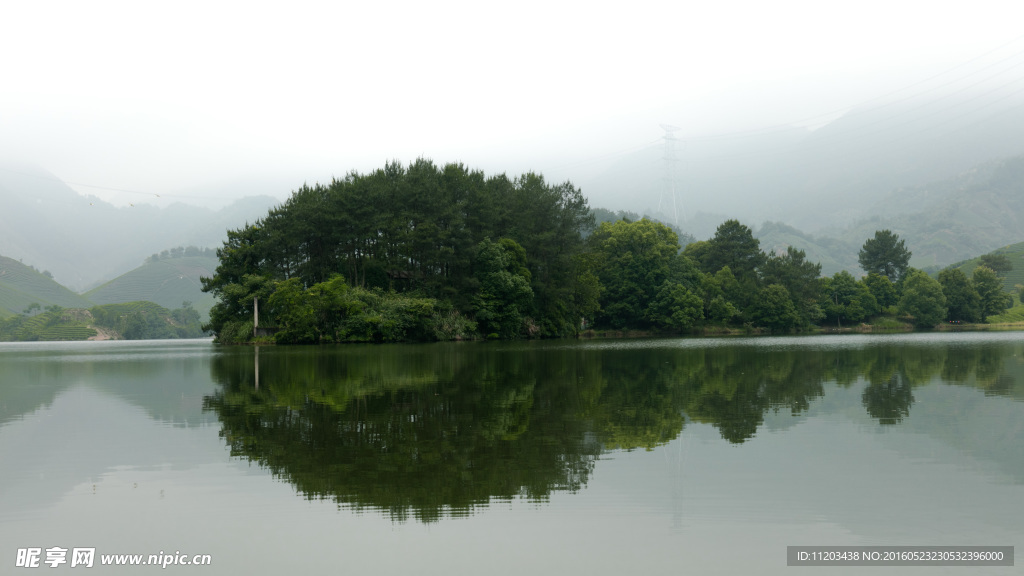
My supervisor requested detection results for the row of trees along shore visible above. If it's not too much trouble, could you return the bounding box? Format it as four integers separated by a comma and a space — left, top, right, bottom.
200, 160, 1015, 343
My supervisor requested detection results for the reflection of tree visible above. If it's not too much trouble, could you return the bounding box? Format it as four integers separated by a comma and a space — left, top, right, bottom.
862, 373, 914, 424
204, 345, 605, 522
587, 350, 687, 451
681, 348, 825, 443
201, 339, 1024, 521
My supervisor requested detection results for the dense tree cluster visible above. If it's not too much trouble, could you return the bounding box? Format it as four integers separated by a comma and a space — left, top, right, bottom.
936, 264, 1013, 323
588, 218, 825, 332
202, 160, 593, 342
0, 301, 204, 341
146, 246, 217, 263
202, 161, 1016, 342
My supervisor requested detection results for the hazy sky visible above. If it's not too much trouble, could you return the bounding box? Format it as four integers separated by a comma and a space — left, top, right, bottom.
2, 0, 1023, 207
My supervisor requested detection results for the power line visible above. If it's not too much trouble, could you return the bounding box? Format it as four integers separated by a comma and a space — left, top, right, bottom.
0, 165, 210, 201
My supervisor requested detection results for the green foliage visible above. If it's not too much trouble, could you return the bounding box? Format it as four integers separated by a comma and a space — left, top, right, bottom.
979, 253, 1013, 275
858, 230, 911, 281
90, 301, 205, 339
267, 278, 318, 344
820, 270, 878, 326
700, 219, 765, 282
202, 160, 594, 341
645, 281, 703, 330
431, 309, 478, 341
972, 265, 1013, 319
753, 284, 801, 332
265, 275, 443, 344
0, 308, 94, 341
589, 207, 695, 245
761, 246, 823, 326
472, 238, 535, 339
938, 268, 981, 322
571, 253, 601, 327
696, 269, 740, 325
204, 273, 277, 340
862, 272, 899, 310
587, 219, 689, 329
337, 289, 438, 343
898, 269, 947, 328
0, 300, 203, 341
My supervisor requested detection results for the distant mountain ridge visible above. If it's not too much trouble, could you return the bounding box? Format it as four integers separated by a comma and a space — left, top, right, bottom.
0, 163, 277, 290
0, 250, 220, 322
577, 90, 1024, 233
750, 154, 1024, 276
835, 154, 1024, 269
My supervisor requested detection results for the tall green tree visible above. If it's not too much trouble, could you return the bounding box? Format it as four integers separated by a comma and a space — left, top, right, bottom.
753, 284, 801, 332
472, 238, 535, 339
698, 267, 741, 325
587, 219, 690, 329
938, 268, 980, 323
760, 246, 823, 326
898, 269, 947, 328
972, 265, 1012, 319
820, 270, 877, 326
695, 220, 765, 318
979, 253, 1012, 276
862, 272, 899, 310
858, 230, 911, 282
645, 281, 703, 330
700, 219, 765, 281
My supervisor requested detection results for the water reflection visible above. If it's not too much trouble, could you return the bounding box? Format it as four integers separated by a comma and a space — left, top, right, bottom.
201, 336, 1024, 522
203, 345, 609, 523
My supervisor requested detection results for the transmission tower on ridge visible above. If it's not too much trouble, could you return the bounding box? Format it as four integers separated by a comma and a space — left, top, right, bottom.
658, 124, 681, 226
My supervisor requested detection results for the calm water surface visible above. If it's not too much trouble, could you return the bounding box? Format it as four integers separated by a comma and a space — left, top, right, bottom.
1, 333, 1022, 574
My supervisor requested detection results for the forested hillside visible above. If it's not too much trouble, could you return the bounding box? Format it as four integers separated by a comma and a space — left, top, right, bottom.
0, 301, 204, 341
1, 249, 212, 340
0, 255, 93, 316
86, 250, 219, 321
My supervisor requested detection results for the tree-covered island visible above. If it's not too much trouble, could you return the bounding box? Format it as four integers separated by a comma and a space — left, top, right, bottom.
200, 160, 1016, 344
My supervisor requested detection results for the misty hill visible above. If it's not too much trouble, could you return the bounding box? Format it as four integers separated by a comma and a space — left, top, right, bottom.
835, 154, 1024, 269
85, 253, 219, 321
944, 240, 1024, 293
578, 91, 1024, 234
736, 153, 1024, 278
0, 254, 93, 317
754, 222, 860, 277
0, 164, 277, 291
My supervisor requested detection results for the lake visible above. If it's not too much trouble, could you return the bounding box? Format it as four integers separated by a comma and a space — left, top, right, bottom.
1, 333, 1021, 574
